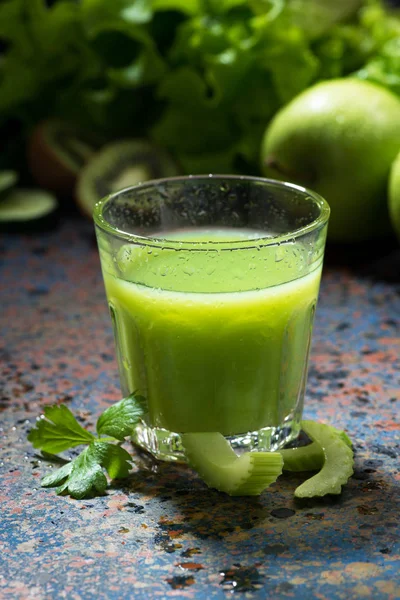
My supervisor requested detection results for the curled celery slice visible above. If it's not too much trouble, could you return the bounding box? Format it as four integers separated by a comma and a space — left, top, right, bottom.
294, 421, 354, 498
280, 424, 352, 472
181, 432, 283, 496
280, 441, 324, 472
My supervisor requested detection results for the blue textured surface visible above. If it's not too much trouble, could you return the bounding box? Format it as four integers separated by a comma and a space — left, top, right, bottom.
0, 221, 399, 599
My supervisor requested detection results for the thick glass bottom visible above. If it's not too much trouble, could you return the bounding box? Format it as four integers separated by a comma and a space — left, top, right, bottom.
132, 417, 301, 463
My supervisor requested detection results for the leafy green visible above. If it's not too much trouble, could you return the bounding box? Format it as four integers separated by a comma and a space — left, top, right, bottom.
28, 404, 95, 454
356, 37, 400, 96
1, 0, 399, 177
28, 393, 147, 499
41, 442, 132, 499
286, 0, 363, 39
96, 394, 147, 440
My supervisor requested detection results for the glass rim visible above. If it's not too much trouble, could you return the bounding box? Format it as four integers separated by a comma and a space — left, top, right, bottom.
93, 174, 330, 250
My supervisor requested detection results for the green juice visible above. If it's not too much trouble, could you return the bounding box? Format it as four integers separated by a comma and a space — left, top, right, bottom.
102, 228, 322, 436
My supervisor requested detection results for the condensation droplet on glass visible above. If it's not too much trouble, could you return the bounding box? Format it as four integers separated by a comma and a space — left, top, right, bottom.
232, 269, 243, 280
183, 265, 195, 276
275, 247, 285, 262
122, 358, 131, 370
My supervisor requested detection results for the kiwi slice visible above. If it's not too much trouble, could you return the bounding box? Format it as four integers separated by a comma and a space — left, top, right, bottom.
76, 139, 180, 219
27, 119, 102, 197
0, 170, 18, 198
181, 432, 283, 496
0, 189, 59, 232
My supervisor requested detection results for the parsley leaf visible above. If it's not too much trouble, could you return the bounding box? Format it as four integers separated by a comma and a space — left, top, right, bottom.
28, 404, 95, 453
28, 393, 147, 499
96, 394, 147, 441
41, 442, 133, 499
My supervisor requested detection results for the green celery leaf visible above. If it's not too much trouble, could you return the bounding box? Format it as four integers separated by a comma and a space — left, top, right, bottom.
155, 66, 208, 106
286, 0, 363, 40
152, 104, 238, 155
251, 13, 319, 104
82, 0, 153, 35
152, 0, 201, 14
108, 46, 166, 88
41, 461, 74, 488
96, 394, 147, 441
152, 67, 238, 154
177, 147, 237, 174
28, 405, 95, 454
204, 48, 254, 105
356, 37, 400, 96
91, 443, 133, 479
0, 0, 90, 116
41, 441, 132, 499
54, 444, 108, 499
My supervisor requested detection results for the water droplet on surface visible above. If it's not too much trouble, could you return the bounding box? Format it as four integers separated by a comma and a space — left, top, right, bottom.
220, 565, 263, 593
275, 247, 285, 262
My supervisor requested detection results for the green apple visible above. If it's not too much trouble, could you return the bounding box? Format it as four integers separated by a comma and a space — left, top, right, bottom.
389, 149, 400, 241
261, 79, 400, 242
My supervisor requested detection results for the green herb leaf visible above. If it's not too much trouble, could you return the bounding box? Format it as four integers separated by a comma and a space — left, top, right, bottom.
96, 393, 147, 441
41, 441, 132, 499
28, 404, 95, 454
91, 442, 133, 479
55, 444, 108, 499
41, 461, 74, 488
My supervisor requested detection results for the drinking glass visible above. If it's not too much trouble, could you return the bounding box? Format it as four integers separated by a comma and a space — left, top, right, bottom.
94, 175, 329, 461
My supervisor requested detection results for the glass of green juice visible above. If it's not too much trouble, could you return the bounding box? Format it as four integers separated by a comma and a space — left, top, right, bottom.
94, 175, 329, 462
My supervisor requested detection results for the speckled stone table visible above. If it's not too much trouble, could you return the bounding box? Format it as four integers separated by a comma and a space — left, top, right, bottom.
0, 220, 399, 600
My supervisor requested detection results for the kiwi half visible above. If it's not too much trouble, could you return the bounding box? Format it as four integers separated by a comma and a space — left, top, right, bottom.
27, 119, 102, 197
76, 139, 180, 219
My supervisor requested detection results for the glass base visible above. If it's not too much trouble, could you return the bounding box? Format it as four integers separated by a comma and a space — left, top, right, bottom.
132, 418, 301, 463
